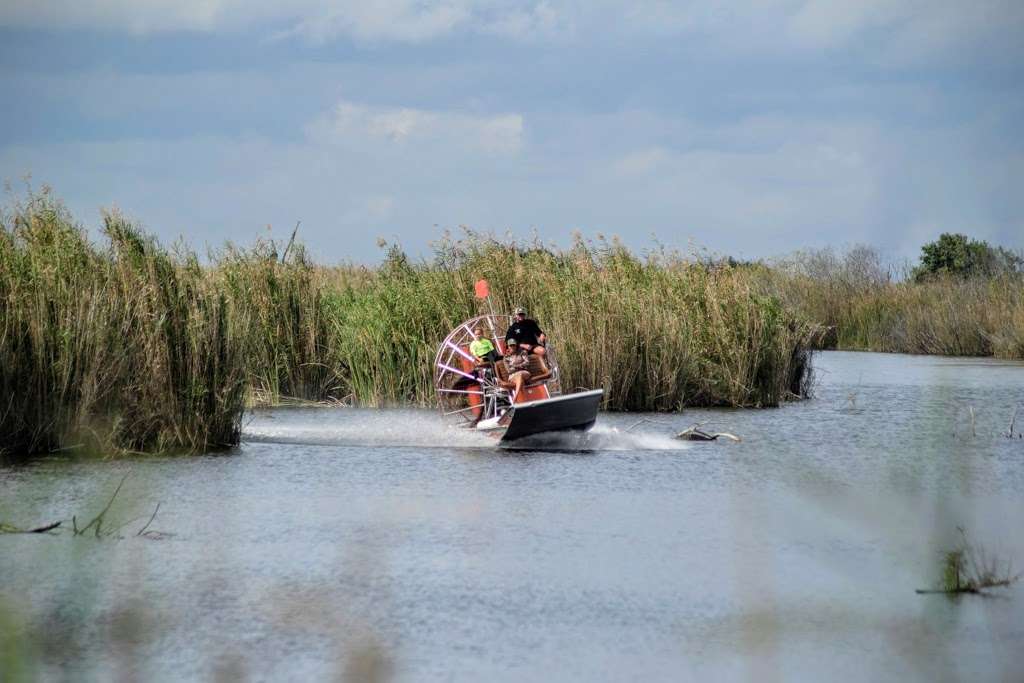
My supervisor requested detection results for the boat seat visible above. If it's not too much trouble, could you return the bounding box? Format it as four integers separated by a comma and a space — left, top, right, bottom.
489, 352, 552, 385
491, 354, 551, 386
524, 355, 551, 385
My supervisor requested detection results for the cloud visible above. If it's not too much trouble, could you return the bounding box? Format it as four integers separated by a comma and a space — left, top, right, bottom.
480, 1, 564, 39
3, 0, 1021, 64
0, 0, 229, 33
271, 0, 570, 44
0, 0, 566, 43
589, 116, 881, 252
3, 101, 1021, 264
278, 1, 473, 44
1, 20, 1021, 265
308, 100, 523, 154
785, 0, 1024, 63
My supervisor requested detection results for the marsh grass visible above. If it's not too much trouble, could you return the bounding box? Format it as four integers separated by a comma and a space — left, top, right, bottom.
218, 240, 346, 403
1, 190, 248, 456
765, 247, 1024, 358
1, 196, 813, 455
323, 233, 815, 410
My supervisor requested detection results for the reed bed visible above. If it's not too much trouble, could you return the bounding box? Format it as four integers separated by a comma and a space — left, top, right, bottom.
218, 241, 346, 402
0, 192, 248, 456
762, 247, 1024, 358
321, 233, 815, 410
7, 190, 1019, 462
0, 196, 813, 456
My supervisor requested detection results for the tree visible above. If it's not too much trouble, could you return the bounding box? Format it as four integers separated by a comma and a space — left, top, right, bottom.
913, 233, 1022, 282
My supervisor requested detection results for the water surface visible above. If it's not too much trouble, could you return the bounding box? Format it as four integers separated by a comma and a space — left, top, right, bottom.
2, 351, 1023, 681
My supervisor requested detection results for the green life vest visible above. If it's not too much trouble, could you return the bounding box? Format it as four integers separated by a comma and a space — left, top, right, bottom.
470, 338, 495, 358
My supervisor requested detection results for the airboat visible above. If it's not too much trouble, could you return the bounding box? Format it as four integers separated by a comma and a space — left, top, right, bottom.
433, 283, 604, 444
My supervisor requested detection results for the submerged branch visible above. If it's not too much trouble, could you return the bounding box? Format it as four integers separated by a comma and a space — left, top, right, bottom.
0, 520, 62, 534
1007, 404, 1020, 438
73, 473, 128, 538
137, 502, 161, 537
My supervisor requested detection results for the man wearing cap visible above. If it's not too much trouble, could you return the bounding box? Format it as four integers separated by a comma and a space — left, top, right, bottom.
500, 338, 532, 396
504, 307, 546, 357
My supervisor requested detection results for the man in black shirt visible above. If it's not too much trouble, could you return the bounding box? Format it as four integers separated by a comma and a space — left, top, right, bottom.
505, 307, 547, 357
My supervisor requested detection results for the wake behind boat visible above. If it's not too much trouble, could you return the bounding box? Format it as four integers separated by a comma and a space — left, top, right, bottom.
433, 286, 604, 444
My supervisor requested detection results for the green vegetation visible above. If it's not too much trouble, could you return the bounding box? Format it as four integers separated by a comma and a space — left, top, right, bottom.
764, 243, 1024, 358
332, 234, 814, 410
917, 527, 1021, 595
9, 191, 1017, 458
0, 190, 249, 457
218, 240, 347, 403
913, 233, 1022, 282
1, 193, 814, 456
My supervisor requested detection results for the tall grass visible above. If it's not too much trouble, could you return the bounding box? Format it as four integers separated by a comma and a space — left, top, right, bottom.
0, 191, 248, 456
0, 196, 814, 456
218, 241, 346, 402
324, 233, 814, 410
764, 246, 1024, 358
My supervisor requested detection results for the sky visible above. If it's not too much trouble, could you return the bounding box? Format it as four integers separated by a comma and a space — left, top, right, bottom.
1, 1, 1022, 264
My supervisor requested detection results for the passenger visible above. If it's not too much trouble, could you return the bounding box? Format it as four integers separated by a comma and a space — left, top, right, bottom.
504, 306, 547, 357
500, 338, 532, 396
469, 326, 501, 365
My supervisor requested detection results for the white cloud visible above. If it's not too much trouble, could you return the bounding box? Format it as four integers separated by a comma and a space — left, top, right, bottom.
0, 0, 566, 43
273, 0, 570, 44
784, 0, 1024, 63
481, 1, 564, 39
3, 0, 1020, 62
595, 117, 881, 250
3, 104, 1021, 264
279, 0, 473, 44
308, 100, 523, 154
612, 147, 671, 176
787, 0, 908, 48
0, 0, 230, 33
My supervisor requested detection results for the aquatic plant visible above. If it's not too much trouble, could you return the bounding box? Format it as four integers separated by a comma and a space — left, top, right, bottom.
0, 474, 166, 539
917, 528, 1021, 595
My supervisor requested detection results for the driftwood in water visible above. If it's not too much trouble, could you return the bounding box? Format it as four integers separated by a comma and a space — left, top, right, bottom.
0, 520, 62, 534
675, 426, 741, 442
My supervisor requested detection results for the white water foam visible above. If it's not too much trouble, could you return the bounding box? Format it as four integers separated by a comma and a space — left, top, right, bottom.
500, 424, 688, 452
243, 409, 688, 452
243, 408, 495, 449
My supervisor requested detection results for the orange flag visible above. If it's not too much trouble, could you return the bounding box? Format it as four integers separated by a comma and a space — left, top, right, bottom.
474, 279, 490, 299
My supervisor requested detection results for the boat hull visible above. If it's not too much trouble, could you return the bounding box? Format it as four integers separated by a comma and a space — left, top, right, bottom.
500, 389, 604, 442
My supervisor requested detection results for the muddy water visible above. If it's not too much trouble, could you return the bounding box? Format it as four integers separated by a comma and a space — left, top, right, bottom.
2, 351, 1023, 681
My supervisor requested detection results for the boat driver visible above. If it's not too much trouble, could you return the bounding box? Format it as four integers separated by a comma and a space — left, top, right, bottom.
504, 307, 546, 357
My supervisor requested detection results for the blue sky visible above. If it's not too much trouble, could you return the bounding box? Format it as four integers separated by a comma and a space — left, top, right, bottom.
1, 1, 1022, 264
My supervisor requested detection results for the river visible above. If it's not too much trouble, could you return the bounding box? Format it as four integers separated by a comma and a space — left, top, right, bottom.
2, 351, 1022, 681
